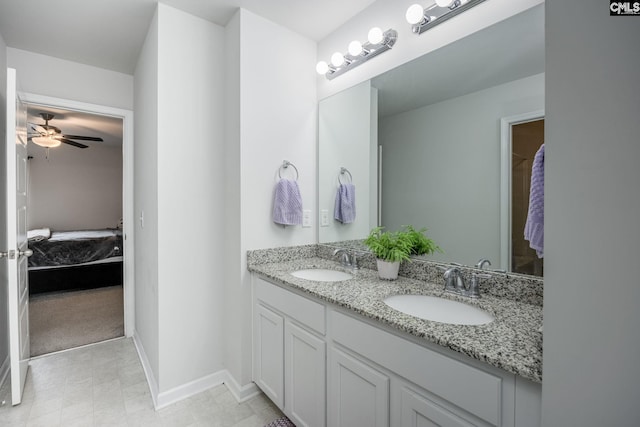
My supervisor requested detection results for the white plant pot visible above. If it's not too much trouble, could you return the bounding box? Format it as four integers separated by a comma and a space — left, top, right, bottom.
376, 259, 400, 280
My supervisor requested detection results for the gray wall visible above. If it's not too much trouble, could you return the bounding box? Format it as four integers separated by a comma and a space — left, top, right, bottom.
379, 73, 544, 267
27, 143, 123, 231
0, 30, 9, 386
542, 1, 640, 425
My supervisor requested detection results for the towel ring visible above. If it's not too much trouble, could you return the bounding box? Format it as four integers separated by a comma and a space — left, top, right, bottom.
278, 160, 299, 181
338, 167, 352, 184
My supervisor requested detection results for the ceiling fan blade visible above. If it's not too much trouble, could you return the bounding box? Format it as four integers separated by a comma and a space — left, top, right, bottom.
59, 138, 89, 149
61, 134, 103, 142
29, 123, 47, 134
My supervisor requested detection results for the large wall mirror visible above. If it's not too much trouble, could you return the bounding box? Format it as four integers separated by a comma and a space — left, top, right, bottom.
318, 4, 545, 276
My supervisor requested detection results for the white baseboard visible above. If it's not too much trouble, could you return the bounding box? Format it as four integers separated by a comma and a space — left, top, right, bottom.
132, 332, 159, 408
156, 369, 259, 409
0, 354, 9, 391
223, 372, 260, 403
132, 332, 259, 410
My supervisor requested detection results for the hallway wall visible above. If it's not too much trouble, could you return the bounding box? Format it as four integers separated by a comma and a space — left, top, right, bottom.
0, 30, 9, 388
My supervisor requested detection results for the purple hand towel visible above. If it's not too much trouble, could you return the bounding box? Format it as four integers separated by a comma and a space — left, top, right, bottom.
524, 144, 544, 258
272, 179, 303, 225
334, 183, 356, 224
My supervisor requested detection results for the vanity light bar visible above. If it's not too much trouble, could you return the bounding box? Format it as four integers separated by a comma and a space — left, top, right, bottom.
316, 28, 398, 80
406, 0, 486, 35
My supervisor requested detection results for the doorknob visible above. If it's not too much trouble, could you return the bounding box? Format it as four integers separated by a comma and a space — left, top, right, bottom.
5, 249, 33, 259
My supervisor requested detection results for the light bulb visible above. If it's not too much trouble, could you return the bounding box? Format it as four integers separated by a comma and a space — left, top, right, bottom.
331, 52, 345, 67
348, 40, 363, 56
435, 0, 454, 7
316, 61, 329, 75
367, 27, 384, 45
406, 4, 425, 25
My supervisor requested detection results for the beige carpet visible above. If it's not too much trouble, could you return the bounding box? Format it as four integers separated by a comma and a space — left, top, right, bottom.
29, 285, 124, 356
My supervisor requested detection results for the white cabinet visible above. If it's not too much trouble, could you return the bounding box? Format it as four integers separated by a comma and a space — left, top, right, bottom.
328, 347, 390, 427
285, 321, 326, 427
253, 277, 326, 427
398, 385, 476, 427
254, 303, 284, 408
252, 274, 541, 427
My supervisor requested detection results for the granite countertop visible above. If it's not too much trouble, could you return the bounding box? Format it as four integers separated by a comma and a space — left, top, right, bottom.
249, 256, 543, 383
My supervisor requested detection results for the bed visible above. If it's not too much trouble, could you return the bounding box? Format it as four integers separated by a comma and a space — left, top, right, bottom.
28, 229, 123, 295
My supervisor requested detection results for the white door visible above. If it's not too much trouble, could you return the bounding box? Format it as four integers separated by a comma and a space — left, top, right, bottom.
5, 67, 30, 405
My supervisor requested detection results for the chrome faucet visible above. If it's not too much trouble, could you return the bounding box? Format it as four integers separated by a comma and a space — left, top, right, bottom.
441, 266, 491, 298
475, 258, 491, 269
333, 248, 359, 270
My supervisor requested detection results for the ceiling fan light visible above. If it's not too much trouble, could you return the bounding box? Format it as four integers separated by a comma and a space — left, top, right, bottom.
32, 136, 62, 148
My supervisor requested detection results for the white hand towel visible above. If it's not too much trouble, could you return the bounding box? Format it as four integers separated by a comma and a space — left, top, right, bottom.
273, 179, 303, 225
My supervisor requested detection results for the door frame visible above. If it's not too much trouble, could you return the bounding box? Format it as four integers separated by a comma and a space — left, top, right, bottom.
21, 92, 135, 336
499, 110, 544, 272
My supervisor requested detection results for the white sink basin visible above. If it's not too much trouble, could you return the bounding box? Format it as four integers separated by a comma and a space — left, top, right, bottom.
290, 269, 353, 282
383, 295, 494, 325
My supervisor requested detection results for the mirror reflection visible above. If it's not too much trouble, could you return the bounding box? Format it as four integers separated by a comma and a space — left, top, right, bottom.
318, 5, 545, 276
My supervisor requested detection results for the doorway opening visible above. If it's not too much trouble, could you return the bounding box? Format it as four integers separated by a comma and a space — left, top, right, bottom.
17, 93, 134, 362
500, 110, 545, 276
511, 119, 544, 276
25, 105, 125, 356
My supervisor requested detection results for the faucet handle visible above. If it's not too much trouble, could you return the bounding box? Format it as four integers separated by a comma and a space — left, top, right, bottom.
350, 252, 359, 270
468, 272, 492, 298
442, 267, 461, 292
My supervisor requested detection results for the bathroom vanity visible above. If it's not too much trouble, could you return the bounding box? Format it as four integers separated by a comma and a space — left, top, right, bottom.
248, 245, 543, 427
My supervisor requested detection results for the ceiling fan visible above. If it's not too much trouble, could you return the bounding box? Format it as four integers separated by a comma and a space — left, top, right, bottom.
28, 113, 103, 149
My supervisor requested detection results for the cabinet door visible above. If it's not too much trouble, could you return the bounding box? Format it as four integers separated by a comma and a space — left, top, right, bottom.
328, 347, 389, 427
399, 386, 476, 427
285, 321, 326, 427
255, 303, 284, 408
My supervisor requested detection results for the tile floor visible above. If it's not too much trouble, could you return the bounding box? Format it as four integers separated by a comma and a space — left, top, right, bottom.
0, 338, 284, 427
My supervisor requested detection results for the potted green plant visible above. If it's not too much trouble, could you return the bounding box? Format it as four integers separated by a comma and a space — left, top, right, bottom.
364, 227, 413, 280
402, 225, 442, 256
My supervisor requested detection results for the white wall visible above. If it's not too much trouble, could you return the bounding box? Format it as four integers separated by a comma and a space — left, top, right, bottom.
7, 48, 133, 110
133, 7, 160, 397
155, 3, 226, 394
27, 142, 123, 230
316, 0, 543, 100
380, 73, 544, 267
224, 8, 317, 387
0, 30, 9, 387
223, 10, 243, 390
542, 1, 640, 425
318, 81, 377, 242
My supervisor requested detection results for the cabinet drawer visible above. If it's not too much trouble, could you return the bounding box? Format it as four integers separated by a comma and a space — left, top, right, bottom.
331, 311, 502, 426
255, 277, 326, 335
399, 385, 476, 427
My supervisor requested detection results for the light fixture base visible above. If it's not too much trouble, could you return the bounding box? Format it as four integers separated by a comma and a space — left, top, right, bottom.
325, 29, 398, 80
413, 0, 486, 35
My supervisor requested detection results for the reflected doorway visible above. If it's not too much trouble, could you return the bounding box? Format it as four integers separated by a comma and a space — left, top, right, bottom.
511, 119, 544, 276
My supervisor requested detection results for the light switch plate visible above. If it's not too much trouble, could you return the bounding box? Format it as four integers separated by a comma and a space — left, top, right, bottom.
302, 210, 312, 227
320, 209, 329, 227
